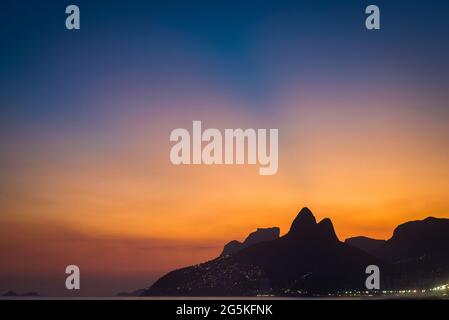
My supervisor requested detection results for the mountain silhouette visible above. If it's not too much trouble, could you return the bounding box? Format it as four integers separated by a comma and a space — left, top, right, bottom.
345, 237, 386, 256
221, 227, 280, 256
2, 291, 39, 297
143, 208, 384, 296
142, 208, 449, 296
345, 216, 449, 288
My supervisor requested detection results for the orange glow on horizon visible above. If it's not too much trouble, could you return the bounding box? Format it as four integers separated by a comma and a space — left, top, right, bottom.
1, 88, 449, 293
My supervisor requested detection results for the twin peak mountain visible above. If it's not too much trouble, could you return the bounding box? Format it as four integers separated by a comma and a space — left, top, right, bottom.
144, 207, 449, 296
221, 207, 338, 256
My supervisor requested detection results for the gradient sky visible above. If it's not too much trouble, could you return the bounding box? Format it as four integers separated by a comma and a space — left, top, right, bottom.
1, 0, 449, 296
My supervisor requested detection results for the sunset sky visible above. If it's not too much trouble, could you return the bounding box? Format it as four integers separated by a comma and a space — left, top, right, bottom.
1, 0, 449, 296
